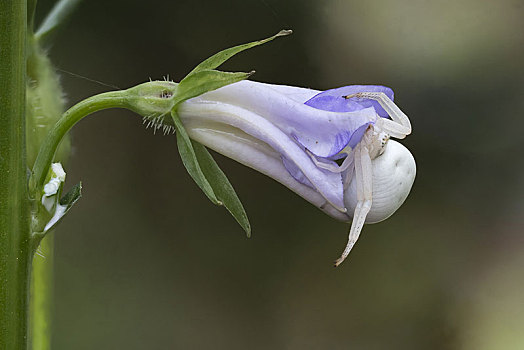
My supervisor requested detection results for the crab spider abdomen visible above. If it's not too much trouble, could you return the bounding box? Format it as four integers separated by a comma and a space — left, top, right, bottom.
344, 140, 416, 224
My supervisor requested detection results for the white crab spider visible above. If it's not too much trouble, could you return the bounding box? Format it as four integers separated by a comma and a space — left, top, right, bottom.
334, 92, 414, 266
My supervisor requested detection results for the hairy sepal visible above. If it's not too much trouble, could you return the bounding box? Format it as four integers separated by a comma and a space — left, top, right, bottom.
193, 142, 251, 237
187, 29, 291, 75
171, 110, 221, 205
174, 70, 254, 107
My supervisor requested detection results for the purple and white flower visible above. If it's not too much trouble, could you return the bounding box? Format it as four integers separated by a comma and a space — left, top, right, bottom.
178, 80, 416, 265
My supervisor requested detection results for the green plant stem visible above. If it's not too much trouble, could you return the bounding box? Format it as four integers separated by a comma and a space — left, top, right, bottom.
30, 233, 54, 350
30, 91, 127, 195
0, 1, 31, 350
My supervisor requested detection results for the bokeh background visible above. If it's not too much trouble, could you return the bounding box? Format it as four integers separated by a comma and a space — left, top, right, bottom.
34, 0, 524, 349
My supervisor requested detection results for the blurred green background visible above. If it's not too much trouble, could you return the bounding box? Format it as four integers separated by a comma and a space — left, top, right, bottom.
34, 0, 524, 349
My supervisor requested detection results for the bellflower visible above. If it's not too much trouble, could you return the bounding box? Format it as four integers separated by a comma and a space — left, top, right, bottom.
178, 80, 416, 265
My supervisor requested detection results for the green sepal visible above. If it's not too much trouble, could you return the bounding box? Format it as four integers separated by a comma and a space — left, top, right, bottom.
171, 110, 221, 205
188, 29, 292, 75
193, 142, 251, 237
171, 111, 251, 235
172, 30, 292, 107
173, 70, 254, 107
59, 182, 82, 209
34, 0, 83, 43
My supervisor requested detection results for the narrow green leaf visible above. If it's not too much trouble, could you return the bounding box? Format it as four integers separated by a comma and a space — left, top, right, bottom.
193, 142, 251, 237
34, 0, 82, 43
188, 29, 292, 75
174, 70, 253, 106
171, 110, 221, 205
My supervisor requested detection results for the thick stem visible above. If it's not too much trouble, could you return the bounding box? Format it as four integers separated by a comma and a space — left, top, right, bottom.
0, 1, 31, 350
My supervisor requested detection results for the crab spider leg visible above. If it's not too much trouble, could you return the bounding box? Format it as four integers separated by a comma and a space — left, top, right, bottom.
344, 92, 412, 138
343, 153, 355, 189
334, 143, 372, 267
376, 118, 407, 139
306, 148, 354, 174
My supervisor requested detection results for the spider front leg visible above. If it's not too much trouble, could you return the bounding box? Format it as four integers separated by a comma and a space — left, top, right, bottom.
334, 143, 372, 267
344, 92, 412, 139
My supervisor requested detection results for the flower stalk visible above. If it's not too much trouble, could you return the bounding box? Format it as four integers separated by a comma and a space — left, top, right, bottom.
30, 91, 128, 196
